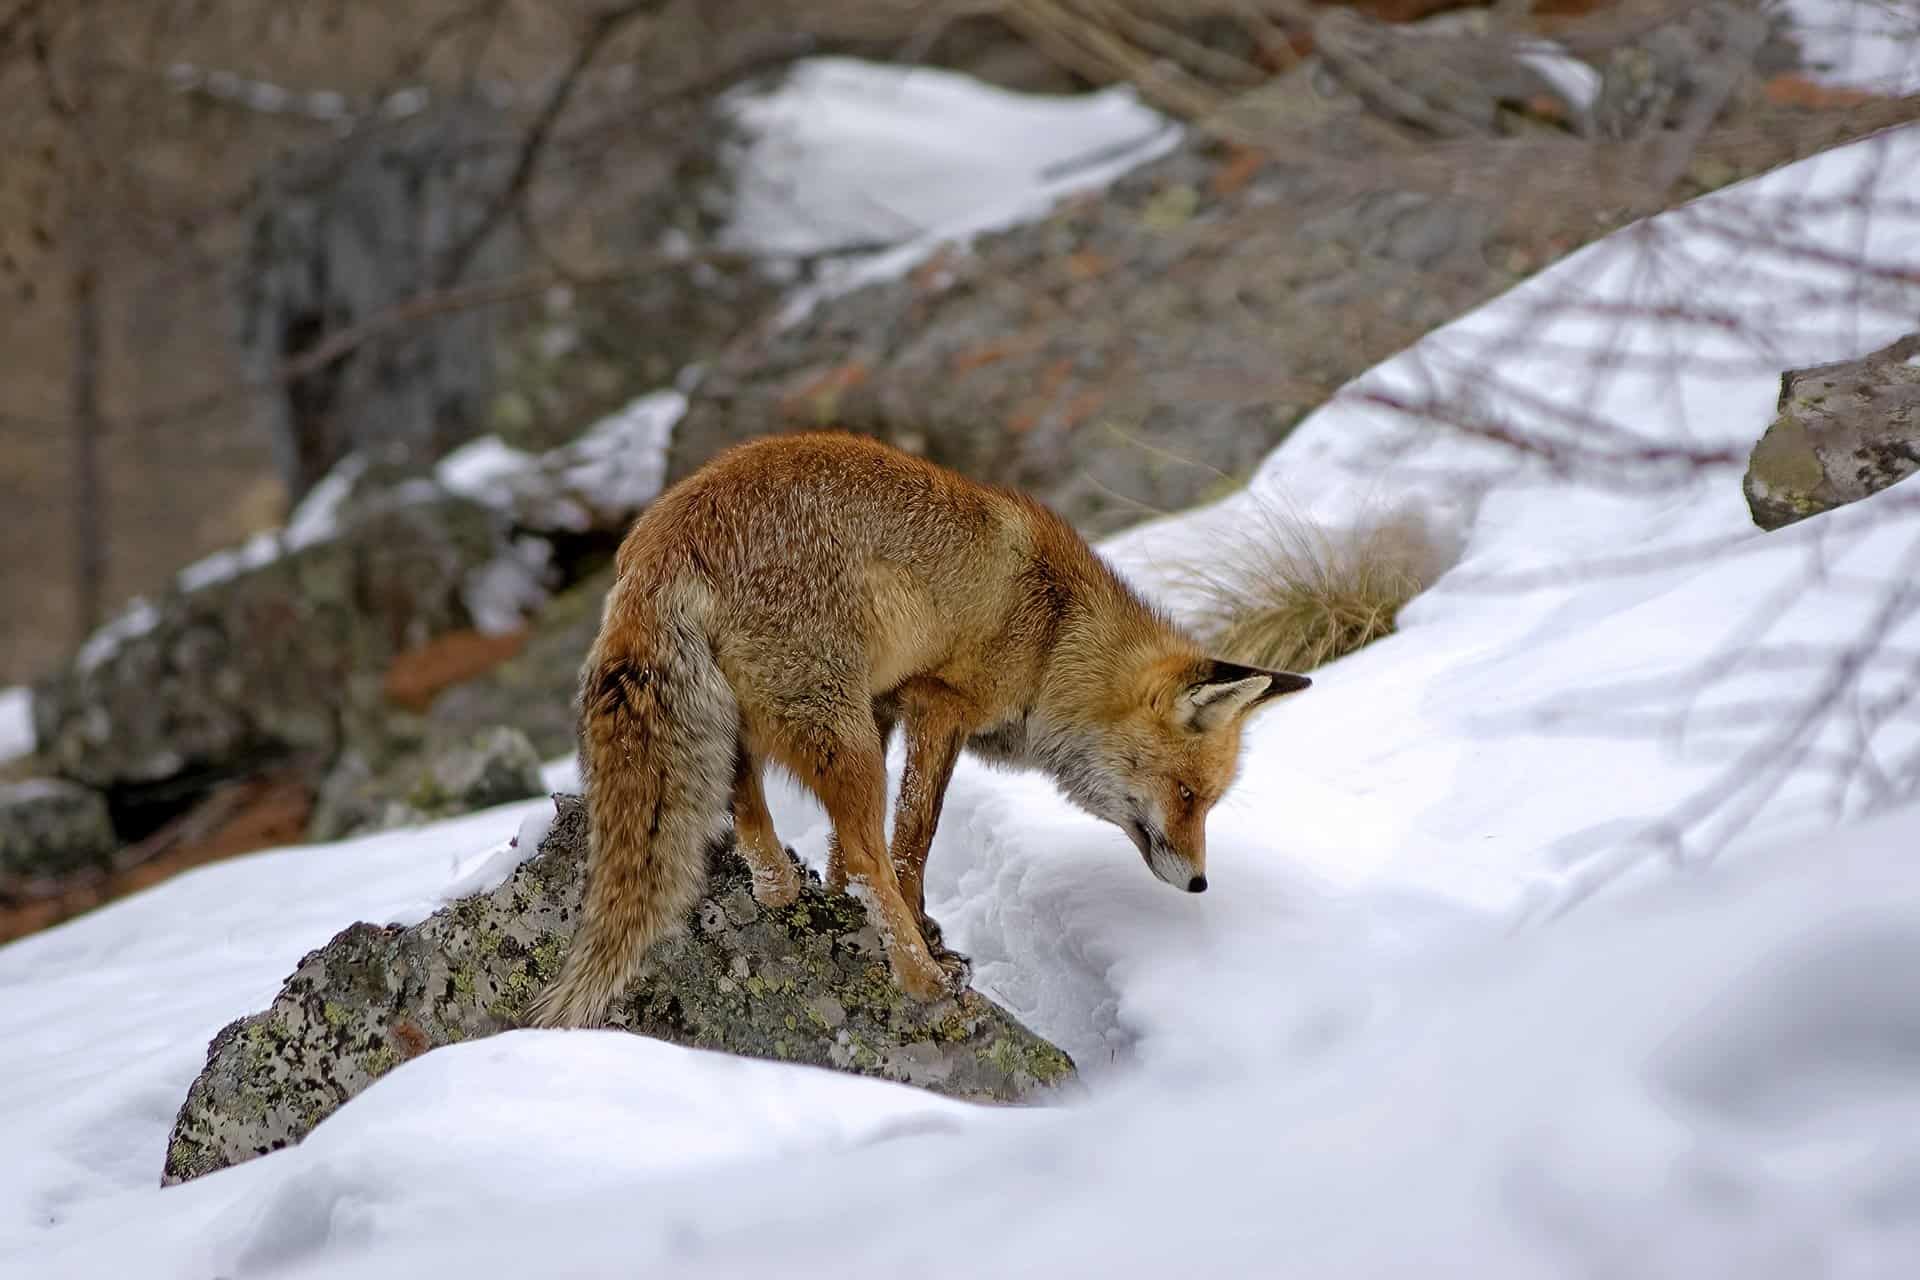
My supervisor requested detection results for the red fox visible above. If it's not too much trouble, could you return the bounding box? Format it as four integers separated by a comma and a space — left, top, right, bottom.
527, 433, 1309, 1027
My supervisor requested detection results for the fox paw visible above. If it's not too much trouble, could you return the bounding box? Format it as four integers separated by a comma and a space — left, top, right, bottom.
748, 855, 804, 909
934, 945, 973, 994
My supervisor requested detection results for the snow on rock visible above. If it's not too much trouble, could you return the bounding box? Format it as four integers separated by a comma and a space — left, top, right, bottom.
283, 454, 367, 549
72, 597, 161, 674
172, 458, 377, 597
156, 387, 675, 632
436, 389, 685, 532
0, 686, 32, 763
436, 800, 556, 904
721, 56, 1178, 319
461, 534, 554, 635
432, 435, 535, 499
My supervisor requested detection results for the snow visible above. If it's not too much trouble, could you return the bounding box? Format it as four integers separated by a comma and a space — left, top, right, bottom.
72, 597, 160, 673
461, 533, 554, 635
441, 389, 685, 630
1514, 39, 1603, 117
436, 388, 685, 531
1785, 0, 1920, 93
175, 531, 282, 594
283, 454, 365, 549
6, 52, 1920, 1280
549, 389, 685, 521
0, 686, 31, 763
722, 57, 1179, 320
433, 435, 535, 500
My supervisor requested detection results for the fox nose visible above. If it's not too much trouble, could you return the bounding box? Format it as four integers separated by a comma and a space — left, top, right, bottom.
1187, 875, 1207, 893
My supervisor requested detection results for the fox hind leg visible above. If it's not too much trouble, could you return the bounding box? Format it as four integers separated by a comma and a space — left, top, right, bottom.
730, 740, 803, 909
777, 716, 948, 1002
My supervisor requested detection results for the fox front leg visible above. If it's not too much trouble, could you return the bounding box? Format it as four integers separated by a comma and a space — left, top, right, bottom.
888, 679, 976, 989
824, 698, 899, 894
780, 716, 949, 1002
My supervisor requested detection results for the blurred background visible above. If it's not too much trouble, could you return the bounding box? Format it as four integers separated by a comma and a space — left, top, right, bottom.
1, 0, 1915, 937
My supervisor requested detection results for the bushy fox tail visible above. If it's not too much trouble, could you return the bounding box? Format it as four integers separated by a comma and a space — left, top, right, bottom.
526, 589, 736, 1029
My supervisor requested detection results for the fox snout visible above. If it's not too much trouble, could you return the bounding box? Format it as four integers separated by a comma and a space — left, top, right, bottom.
1127, 819, 1206, 893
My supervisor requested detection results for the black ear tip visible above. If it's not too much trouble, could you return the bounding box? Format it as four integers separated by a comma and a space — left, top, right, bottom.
1273, 672, 1312, 694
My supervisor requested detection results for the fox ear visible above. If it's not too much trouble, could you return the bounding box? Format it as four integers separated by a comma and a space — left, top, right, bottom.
1176, 660, 1312, 733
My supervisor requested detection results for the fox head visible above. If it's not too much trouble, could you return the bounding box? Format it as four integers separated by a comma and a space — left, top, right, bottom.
1040, 655, 1311, 893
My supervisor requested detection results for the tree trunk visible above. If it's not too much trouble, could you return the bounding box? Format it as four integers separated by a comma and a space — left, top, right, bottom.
69, 247, 105, 642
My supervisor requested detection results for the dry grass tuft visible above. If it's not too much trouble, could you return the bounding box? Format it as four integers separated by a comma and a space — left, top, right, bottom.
1180, 501, 1448, 672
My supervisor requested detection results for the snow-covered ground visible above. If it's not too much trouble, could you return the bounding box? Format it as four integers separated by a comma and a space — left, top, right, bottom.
6, 19, 1920, 1279
0, 686, 32, 764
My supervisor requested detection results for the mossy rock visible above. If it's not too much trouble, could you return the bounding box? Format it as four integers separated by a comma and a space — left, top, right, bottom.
1744, 335, 1920, 530
163, 794, 1074, 1184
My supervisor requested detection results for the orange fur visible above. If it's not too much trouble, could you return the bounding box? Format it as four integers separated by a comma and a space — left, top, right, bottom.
528, 433, 1310, 1026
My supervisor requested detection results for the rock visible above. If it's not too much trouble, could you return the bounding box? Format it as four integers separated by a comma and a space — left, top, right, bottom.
1309, 7, 1595, 139
420, 727, 546, 813
0, 779, 118, 879
32, 493, 513, 800
309, 726, 548, 841
1744, 334, 1920, 531
163, 794, 1074, 1183
1591, 1, 1794, 140
425, 566, 611, 760
241, 99, 527, 499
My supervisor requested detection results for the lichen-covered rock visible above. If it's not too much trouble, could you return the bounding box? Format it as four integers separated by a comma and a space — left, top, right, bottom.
1744, 334, 1920, 531
31, 494, 510, 797
0, 779, 117, 879
163, 793, 1074, 1183
309, 726, 548, 840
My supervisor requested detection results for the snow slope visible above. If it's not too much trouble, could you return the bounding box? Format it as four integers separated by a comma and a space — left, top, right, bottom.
6, 29, 1920, 1280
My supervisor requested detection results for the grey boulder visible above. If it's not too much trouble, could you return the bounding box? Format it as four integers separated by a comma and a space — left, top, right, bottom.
0, 779, 117, 879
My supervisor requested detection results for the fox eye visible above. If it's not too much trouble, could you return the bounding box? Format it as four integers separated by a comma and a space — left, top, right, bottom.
1177, 783, 1195, 807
